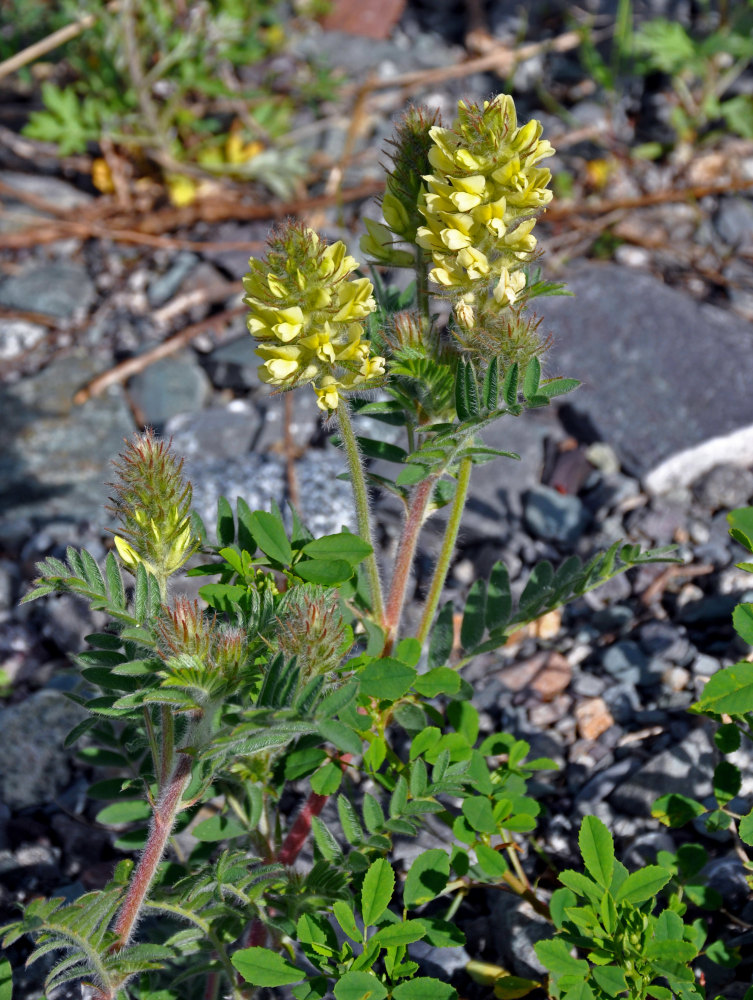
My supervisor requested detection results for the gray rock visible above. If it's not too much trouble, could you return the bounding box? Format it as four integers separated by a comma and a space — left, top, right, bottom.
609, 726, 715, 816
128, 351, 211, 430
166, 401, 260, 461
691, 653, 719, 676
574, 757, 635, 814
296, 450, 356, 536
186, 452, 286, 536
147, 252, 198, 307
602, 640, 647, 686
621, 830, 677, 869
0, 558, 19, 614
255, 390, 321, 454
535, 263, 753, 487
724, 259, 753, 322
0, 351, 133, 527
41, 594, 107, 653
491, 896, 551, 979
462, 407, 562, 536
601, 681, 641, 724
629, 498, 687, 546
571, 670, 606, 698
203, 335, 261, 391
185, 446, 354, 542
0, 319, 47, 361
702, 856, 750, 909
0, 689, 86, 809
410, 938, 470, 979
592, 604, 634, 633
677, 592, 738, 625
715, 196, 753, 249
0, 171, 93, 211
0, 262, 95, 319
638, 621, 691, 664
692, 463, 753, 512
523, 485, 590, 545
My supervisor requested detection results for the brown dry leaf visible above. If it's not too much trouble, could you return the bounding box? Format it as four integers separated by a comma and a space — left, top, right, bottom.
320, 0, 406, 38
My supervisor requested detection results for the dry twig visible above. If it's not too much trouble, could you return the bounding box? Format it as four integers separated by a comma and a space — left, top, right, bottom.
73, 304, 246, 404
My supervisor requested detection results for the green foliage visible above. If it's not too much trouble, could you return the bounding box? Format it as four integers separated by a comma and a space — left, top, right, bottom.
576, 1, 753, 146
454, 541, 676, 663
18, 0, 338, 198
4, 90, 713, 1000
645, 506, 753, 920
536, 817, 701, 999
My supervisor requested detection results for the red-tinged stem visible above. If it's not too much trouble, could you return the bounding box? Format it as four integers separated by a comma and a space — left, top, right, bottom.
382, 476, 436, 655
244, 916, 269, 949
239, 792, 328, 951
278, 791, 328, 866
112, 753, 192, 948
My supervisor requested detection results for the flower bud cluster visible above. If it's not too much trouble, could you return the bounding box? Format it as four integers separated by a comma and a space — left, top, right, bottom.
108, 432, 198, 584
277, 585, 351, 682
157, 596, 247, 685
452, 305, 551, 371
243, 222, 385, 411
361, 106, 438, 268
416, 94, 554, 310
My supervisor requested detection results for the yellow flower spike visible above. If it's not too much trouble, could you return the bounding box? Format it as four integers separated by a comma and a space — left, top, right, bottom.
493, 268, 527, 307
114, 535, 142, 573
419, 93, 554, 301
262, 357, 301, 382
314, 377, 341, 412
300, 330, 336, 364
244, 221, 381, 407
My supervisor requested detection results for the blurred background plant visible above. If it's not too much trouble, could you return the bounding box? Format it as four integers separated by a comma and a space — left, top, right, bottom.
1, 0, 339, 202
573, 0, 753, 156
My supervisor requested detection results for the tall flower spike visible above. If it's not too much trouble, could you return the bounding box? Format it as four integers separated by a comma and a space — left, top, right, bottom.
416, 94, 554, 308
360, 105, 439, 266
108, 431, 198, 586
243, 222, 384, 412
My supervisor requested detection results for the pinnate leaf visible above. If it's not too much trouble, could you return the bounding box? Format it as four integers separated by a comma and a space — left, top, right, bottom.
393, 979, 456, 1000
232, 947, 302, 986
578, 815, 614, 887
334, 972, 388, 1000
692, 661, 753, 716
404, 849, 450, 908
652, 793, 706, 827
614, 865, 670, 904
733, 603, 753, 645
361, 858, 394, 926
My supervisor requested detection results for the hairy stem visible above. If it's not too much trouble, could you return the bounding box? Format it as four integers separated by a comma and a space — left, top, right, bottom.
112, 753, 192, 949
277, 790, 328, 866
383, 475, 436, 655
415, 249, 430, 334
337, 398, 384, 623
416, 456, 472, 648
159, 705, 175, 790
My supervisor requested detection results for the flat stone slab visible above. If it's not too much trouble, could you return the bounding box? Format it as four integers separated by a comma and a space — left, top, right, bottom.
535, 263, 753, 491
0, 352, 133, 533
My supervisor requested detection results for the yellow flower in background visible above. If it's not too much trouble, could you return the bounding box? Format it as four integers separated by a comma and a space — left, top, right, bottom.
244, 223, 384, 412
417, 94, 554, 300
